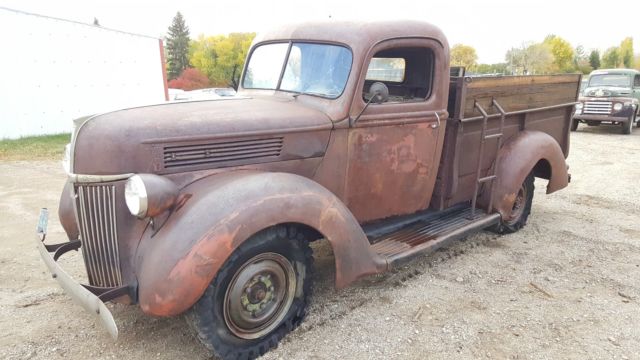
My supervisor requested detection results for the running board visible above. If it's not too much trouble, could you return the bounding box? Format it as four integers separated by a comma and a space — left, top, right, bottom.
369, 207, 501, 268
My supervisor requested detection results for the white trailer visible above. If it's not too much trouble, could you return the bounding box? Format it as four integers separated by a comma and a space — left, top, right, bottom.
0, 7, 168, 139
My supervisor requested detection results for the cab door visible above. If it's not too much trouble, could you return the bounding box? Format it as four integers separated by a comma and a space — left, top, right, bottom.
344, 38, 450, 222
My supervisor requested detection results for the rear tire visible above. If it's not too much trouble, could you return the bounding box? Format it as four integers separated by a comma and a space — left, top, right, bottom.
489, 172, 534, 234
186, 225, 313, 360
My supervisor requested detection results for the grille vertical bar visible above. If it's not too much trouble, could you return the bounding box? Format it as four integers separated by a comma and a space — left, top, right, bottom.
76, 184, 122, 287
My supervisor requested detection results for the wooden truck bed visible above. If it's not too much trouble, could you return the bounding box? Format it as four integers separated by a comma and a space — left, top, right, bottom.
432, 74, 581, 210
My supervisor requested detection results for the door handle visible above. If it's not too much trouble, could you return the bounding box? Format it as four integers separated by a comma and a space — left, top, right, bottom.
431, 112, 441, 129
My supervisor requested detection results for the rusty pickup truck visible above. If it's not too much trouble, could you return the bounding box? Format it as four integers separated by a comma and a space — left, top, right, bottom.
36, 21, 580, 360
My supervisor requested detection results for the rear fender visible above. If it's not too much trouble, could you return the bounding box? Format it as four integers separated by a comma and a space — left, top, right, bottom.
486, 130, 569, 219
135, 171, 386, 317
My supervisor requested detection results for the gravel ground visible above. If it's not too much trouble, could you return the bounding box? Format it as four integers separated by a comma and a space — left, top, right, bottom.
1, 124, 639, 360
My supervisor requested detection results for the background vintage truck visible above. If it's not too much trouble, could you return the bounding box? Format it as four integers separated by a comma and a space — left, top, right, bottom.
572, 68, 640, 134
36, 21, 580, 360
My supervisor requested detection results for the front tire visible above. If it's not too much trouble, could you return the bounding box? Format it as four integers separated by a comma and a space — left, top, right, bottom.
570, 118, 579, 131
489, 172, 534, 234
622, 114, 633, 135
187, 226, 313, 360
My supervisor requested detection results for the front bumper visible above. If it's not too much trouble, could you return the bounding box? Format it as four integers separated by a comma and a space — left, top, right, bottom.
572, 114, 631, 123
35, 208, 127, 339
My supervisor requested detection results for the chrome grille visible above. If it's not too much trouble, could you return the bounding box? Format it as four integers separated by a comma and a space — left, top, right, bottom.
75, 184, 122, 287
583, 101, 612, 115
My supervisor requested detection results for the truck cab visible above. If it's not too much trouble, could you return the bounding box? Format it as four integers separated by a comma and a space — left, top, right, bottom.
572, 68, 640, 134
36, 21, 578, 360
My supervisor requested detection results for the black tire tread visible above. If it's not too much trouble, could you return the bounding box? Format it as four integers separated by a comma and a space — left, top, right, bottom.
186, 225, 313, 360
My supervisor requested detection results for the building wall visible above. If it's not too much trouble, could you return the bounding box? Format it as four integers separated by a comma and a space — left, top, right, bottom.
0, 7, 167, 139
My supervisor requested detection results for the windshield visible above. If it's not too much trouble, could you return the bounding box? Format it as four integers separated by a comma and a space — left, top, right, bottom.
243, 42, 352, 99
588, 74, 631, 88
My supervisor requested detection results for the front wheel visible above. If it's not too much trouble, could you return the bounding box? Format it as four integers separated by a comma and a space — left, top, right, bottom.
622, 114, 634, 135
489, 172, 535, 234
570, 118, 579, 131
187, 226, 313, 360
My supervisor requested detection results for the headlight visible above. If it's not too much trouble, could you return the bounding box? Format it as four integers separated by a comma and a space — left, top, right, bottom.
125, 175, 148, 218
575, 103, 583, 110
613, 103, 623, 111
62, 143, 71, 174
124, 174, 179, 218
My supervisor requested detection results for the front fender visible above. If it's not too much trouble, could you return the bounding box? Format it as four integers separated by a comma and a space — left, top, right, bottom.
489, 130, 569, 219
135, 171, 386, 317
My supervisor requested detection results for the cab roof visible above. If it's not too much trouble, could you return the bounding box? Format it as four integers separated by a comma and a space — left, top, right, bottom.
591, 68, 640, 76
253, 20, 448, 52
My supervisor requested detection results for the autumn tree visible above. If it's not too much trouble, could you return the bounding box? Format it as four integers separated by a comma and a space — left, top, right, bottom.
589, 50, 600, 70
450, 44, 478, 71
167, 68, 210, 90
543, 35, 575, 72
635, 55, 640, 71
573, 45, 592, 74
601, 47, 620, 68
506, 43, 552, 75
166, 12, 191, 80
190, 32, 255, 88
619, 37, 634, 68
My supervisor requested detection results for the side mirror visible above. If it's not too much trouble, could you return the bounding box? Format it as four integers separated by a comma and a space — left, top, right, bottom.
351, 82, 390, 127
368, 82, 389, 104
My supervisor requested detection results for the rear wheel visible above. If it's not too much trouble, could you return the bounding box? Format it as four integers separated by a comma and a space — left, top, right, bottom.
187, 226, 313, 360
489, 173, 534, 234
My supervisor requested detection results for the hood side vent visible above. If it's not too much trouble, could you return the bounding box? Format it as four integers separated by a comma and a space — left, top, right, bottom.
163, 137, 284, 169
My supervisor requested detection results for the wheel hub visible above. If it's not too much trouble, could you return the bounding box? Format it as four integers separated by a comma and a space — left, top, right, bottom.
506, 185, 527, 225
223, 253, 296, 339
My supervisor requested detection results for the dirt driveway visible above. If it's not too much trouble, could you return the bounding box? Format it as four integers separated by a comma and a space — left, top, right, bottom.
1, 125, 639, 360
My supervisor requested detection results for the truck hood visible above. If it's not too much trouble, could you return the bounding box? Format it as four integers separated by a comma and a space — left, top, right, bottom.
72, 97, 332, 175
582, 86, 632, 98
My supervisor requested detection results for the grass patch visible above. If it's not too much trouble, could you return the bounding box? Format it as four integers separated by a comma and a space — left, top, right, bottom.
0, 133, 70, 161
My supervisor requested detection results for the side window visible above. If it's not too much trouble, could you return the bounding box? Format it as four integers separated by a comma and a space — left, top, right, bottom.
366, 58, 405, 82
363, 47, 434, 103
634, 74, 640, 87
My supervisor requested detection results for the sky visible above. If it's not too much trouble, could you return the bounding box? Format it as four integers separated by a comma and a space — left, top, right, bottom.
2, 0, 639, 64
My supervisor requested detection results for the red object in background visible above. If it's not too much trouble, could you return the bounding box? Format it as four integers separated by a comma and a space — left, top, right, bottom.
168, 68, 211, 91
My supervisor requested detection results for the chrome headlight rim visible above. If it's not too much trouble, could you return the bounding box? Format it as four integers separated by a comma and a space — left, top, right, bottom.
125, 175, 148, 218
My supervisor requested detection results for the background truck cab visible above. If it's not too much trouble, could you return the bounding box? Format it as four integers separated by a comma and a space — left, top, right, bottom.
36, 20, 579, 360
572, 68, 640, 134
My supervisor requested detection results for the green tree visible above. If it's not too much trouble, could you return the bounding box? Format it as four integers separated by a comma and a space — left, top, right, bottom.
619, 37, 634, 68
543, 35, 575, 72
450, 44, 478, 71
635, 54, 640, 70
588, 50, 600, 70
601, 47, 620, 68
189, 33, 255, 88
474, 63, 508, 75
166, 12, 191, 80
